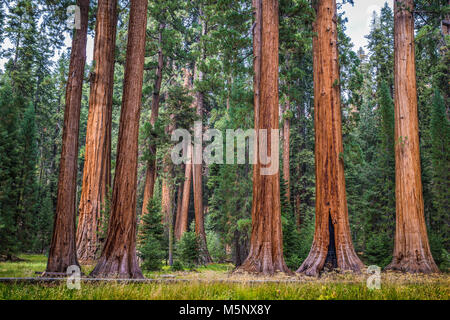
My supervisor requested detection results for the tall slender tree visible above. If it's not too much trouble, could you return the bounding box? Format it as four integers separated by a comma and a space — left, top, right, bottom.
174, 68, 195, 241
385, 0, 439, 273
236, 0, 290, 275
45, 0, 90, 274
296, 0, 364, 276
193, 11, 212, 264
91, 0, 148, 278
141, 22, 166, 217
76, 0, 118, 264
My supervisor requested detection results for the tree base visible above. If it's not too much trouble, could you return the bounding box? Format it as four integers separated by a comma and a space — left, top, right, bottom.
385, 255, 440, 274
90, 256, 144, 279
233, 252, 292, 276
297, 244, 364, 277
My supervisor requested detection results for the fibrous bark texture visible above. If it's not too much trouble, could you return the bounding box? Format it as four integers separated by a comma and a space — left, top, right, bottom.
282, 98, 290, 201
194, 15, 212, 264
141, 23, 165, 217
296, 0, 364, 277
77, 0, 118, 264
236, 0, 290, 275
44, 0, 90, 275
90, 0, 148, 279
175, 143, 192, 240
385, 0, 439, 274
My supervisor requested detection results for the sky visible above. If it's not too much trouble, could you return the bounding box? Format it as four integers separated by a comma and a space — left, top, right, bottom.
1, 1, 393, 71
340, 0, 393, 50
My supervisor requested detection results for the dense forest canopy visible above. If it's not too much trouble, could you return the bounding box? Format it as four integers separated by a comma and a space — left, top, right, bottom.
0, 0, 448, 277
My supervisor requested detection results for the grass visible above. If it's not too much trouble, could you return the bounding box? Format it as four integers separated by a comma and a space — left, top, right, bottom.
0, 254, 448, 300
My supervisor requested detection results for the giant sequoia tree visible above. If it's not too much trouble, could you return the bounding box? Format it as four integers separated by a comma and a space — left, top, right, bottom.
141, 21, 165, 217
44, 0, 90, 274
385, 0, 439, 274
236, 0, 290, 275
193, 10, 213, 264
91, 0, 148, 279
76, 0, 118, 264
296, 0, 364, 276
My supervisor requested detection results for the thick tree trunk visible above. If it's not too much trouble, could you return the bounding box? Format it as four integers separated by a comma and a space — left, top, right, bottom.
161, 156, 173, 227
283, 97, 290, 201
442, 0, 450, 36
77, 0, 118, 264
175, 143, 192, 240
174, 181, 183, 236
141, 23, 165, 217
236, 0, 290, 275
194, 13, 212, 264
90, 0, 148, 279
44, 0, 90, 275
296, 0, 364, 277
385, 0, 439, 274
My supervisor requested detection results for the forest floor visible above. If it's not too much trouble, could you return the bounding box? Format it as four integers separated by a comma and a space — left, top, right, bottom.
0, 254, 448, 300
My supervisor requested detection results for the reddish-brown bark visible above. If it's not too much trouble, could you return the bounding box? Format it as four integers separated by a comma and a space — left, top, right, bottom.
385, 0, 439, 274
175, 143, 192, 241
194, 14, 212, 264
296, 0, 364, 277
236, 0, 290, 275
282, 97, 290, 201
174, 68, 194, 240
76, 0, 118, 264
44, 0, 90, 274
141, 23, 165, 217
442, 1, 450, 35
174, 181, 183, 236
161, 156, 173, 227
90, 0, 148, 279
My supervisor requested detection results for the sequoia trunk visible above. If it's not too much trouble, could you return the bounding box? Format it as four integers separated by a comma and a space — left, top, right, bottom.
283, 97, 290, 201
44, 0, 89, 275
141, 23, 165, 217
236, 0, 290, 275
77, 0, 118, 264
175, 143, 192, 240
296, 0, 364, 277
194, 13, 212, 264
90, 0, 148, 278
385, 0, 439, 274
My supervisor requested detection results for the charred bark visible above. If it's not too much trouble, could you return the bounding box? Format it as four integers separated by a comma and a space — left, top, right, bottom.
296, 0, 364, 277
90, 0, 148, 279
44, 0, 90, 275
385, 0, 439, 274
77, 0, 118, 264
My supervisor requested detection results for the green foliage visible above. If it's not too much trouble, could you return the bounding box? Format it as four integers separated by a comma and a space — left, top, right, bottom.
280, 175, 301, 270
430, 89, 449, 248
0, 256, 448, 300
138, 199, 165, 271
206, 231, 227, 263
0, 81, 21, 257
175, 231, 200, 269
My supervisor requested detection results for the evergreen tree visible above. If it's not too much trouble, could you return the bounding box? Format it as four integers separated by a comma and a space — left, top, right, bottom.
138, 198, 165, 271
0, 81, 21, 258
430, 89, 449, 254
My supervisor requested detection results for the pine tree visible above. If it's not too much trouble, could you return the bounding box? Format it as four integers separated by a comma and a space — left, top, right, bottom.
430, 89, 449, 252
138, 198, 165, 271
0, 81, 21, 259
